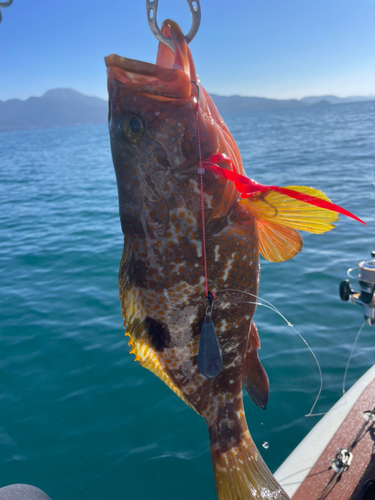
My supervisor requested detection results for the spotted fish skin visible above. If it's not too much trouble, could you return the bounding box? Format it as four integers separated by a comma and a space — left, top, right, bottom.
106, 19, 289, 500
111, 77, 259, 418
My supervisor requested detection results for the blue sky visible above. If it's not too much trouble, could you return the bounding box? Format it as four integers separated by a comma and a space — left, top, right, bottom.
0, 0, 374, 101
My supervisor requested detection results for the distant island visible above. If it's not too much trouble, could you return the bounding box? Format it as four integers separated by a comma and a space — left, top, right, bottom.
209, 94, 374, 113
0, 89, 107, 132
0, 88, 373, 132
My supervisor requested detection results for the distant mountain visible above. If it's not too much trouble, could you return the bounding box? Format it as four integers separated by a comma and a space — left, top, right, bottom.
1, 88, 374, 131
43, 88, 106, 108
0, 88, 107, 132
309, 99, 332, 107
210, 94, 306, 113
211, 94, 374, 114
301, 95, 375, 105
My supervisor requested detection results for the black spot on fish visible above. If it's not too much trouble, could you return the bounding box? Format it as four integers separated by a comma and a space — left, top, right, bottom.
144, 317, 171, 351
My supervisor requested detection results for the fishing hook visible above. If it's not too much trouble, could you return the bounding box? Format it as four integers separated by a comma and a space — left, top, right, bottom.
146, 0, 201, 53
0, 0, 13, 24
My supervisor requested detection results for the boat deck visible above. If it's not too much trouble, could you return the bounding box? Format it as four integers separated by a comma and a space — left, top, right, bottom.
275, 365, 375, 499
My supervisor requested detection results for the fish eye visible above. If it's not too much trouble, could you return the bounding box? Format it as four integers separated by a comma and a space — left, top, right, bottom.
118, 114, 145, 144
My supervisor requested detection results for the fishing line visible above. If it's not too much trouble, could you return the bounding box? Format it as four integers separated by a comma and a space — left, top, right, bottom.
192, 80, 223, 378
216, 288, 324, 417
191, 80, 215, 302
276, 459, 333, 487
191, 80, 209, 299
342, 320, 366, 395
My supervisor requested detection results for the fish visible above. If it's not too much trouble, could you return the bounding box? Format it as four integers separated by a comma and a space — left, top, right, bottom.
105, 19, 363, 500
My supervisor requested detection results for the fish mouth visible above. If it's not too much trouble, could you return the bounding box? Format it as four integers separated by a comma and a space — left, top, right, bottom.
105, 20, 197, 100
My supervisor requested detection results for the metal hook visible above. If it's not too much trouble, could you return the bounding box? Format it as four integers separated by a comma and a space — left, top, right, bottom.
146, 0, 201, 53
191, 80, 200, 104
0, 0, 13, 24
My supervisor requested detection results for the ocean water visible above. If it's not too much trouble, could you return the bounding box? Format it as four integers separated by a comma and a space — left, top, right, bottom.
0, 101, 374, 499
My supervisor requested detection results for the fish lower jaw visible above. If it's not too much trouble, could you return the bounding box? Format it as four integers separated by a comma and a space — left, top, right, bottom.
105, 56, 192, 100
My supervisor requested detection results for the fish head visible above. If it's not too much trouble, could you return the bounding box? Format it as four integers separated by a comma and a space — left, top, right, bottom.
105, 20, 244, 238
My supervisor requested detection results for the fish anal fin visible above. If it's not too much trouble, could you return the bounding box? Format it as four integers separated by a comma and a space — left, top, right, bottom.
120, 282, 198, 413
242, 322, 269, 410
126, 331, 198, 413
257, 219, 303, 262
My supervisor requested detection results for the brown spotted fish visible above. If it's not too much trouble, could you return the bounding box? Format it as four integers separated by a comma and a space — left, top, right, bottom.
105, 20, 363, 500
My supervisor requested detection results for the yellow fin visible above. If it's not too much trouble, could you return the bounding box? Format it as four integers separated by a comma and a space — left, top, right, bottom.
240, 185, 339, 234
119, 281, 198, 413
126, 331, 198, 414
211, 430, 289, 499
257, 219, 303, 262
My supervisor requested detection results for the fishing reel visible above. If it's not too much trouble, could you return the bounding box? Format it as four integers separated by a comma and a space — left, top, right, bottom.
340, 251, 375, 326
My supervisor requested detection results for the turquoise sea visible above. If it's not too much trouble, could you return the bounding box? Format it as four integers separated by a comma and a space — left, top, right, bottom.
0, 101, 374, 499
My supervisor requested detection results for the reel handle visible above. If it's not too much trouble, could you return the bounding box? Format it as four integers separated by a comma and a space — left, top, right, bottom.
340, 280, 356, 302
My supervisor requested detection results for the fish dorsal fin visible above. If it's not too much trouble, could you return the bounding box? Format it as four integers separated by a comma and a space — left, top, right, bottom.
242, 322, 269, 409
240, 185, 339, 262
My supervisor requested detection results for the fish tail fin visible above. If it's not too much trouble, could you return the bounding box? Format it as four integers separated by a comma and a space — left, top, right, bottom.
210, 429, 289, 500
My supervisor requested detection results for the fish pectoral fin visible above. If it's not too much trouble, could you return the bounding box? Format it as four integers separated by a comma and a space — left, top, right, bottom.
240, 185, 339, 262
256, 219, 302, 263
240, 185, 339, 233
242, 322, 269, 410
